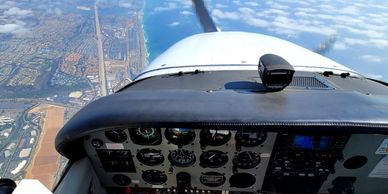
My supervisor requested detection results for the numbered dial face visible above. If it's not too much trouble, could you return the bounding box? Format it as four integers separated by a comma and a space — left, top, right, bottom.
233, 151, 261, 169
142, 170, 167, 185
200, 129, 231, 147
105, 129, 127, 143
200, 150, 228, 168
168, 149, 196, 167
136, 148, 164, 166
130, 128, 161, 145
165, 128, 195, 146
235, 131, 267, 147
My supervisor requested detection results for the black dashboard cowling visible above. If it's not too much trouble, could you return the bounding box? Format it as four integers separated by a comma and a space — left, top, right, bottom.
55, 90, 388, 160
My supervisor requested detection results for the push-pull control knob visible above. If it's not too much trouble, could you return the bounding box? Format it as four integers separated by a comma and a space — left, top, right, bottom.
176, 172, 191, 194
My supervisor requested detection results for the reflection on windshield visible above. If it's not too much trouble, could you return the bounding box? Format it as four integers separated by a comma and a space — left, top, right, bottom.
0, 0, 387, 190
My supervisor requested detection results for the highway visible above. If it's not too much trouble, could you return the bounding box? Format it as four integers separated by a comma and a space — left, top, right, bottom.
94, 3, 108, 96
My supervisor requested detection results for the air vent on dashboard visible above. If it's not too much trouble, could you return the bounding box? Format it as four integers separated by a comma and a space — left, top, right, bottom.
289, 76, 333, 90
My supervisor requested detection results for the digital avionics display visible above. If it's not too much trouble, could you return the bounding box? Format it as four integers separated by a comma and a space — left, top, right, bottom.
293, 136, 332, 150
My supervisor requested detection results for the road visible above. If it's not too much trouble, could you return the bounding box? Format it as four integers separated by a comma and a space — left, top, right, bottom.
94, 3, 108, 96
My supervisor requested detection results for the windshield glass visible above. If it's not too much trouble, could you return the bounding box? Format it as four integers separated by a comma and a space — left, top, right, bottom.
145, 0, 388, 80
0, 0, 387, 190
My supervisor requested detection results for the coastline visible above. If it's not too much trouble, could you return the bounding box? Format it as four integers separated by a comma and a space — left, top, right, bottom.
141, 0, 150, 66
139, 11, 148, 70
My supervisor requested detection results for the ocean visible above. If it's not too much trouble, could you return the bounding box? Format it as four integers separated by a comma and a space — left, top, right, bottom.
143, 1, 201, 63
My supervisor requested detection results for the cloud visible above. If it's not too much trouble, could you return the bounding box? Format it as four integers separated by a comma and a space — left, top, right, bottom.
232, 1, 241, 6
263, 9, 289, 16
212, 9, 239, 21
343, 38, 368, 46
215, 3, 227, 9
332, 42, 348, 50
341, 6, 359, 15
118, 2, 131, 8
266, 2, 289, 10
296, 7, 317, 13
367, 74, 384, 80
361, 55, 382, 63
4, 7, 33, 18
169, 21, 180, 27
154, 2, 177, 12
244, 2, 259, 7
271, 16, 336, 36
238, 7, 270, 27
180, 10, 193, 16
369, 39, 388, 49
0, 23, 29, 35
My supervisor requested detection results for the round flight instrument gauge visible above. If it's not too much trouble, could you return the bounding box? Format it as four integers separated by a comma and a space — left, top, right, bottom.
235, 131, 267, 147
142, 170, 167, 185
233, 151, 260, 169
129, 128, 162, 145
199, 150, 228, 168
168, 149, 196, 167
136, 148, 164, 166
200, 129, 231, 147
165, 128, 195, 146
105, 129, 127, 143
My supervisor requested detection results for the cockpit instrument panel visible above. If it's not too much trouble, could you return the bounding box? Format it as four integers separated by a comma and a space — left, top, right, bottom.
84, 127, 388, 193
84, 128, 276, 192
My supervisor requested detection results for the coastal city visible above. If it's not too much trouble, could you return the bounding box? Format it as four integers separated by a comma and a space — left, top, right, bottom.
0, 0, 146, 189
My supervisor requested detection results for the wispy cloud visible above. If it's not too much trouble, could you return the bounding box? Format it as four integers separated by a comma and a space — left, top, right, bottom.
180, 10, 193, 16
0, 23, 29, 35
367, 74, 384, 80
215, 3, 227, 9
4, 7, 32, 17
212, 9, 239, 21
169, 21, 180, 27
244, 2, 259, 7
361, 55, 382, 63
154, 2, 178, 12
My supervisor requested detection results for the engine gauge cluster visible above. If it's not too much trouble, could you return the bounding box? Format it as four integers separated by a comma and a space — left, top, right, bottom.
88, 128, 275, 192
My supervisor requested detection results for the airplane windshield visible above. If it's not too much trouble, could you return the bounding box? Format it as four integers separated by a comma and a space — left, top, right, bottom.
0, 0, 387, 191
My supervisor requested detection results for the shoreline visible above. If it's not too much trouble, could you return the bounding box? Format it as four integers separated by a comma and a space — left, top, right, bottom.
140, 0, 150, 68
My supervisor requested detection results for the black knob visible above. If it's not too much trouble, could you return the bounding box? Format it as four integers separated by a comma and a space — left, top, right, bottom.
176, 172, 191, 194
